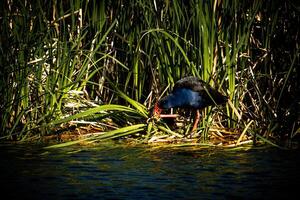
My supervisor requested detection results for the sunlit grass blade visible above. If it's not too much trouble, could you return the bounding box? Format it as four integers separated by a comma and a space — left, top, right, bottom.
44, 124, 146, 149
49, 104, 139, 126
114, 87, 148, 118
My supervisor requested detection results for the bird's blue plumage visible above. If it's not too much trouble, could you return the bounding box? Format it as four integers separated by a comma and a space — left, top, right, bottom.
157, 76, 227, 110
159, 88, 206, 109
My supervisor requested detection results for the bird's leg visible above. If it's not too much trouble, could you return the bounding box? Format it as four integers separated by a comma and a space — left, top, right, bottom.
159, 108, 180, 118
153, 103, 179, 118
191, 110, 200, 133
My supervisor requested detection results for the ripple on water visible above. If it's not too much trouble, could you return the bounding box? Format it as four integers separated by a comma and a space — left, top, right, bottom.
0, 143, 299, 199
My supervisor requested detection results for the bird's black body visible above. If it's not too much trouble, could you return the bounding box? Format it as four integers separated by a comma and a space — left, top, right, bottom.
157, 76, 227, 110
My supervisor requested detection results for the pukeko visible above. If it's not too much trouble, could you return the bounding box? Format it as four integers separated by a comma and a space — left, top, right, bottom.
154, 76, 228, 132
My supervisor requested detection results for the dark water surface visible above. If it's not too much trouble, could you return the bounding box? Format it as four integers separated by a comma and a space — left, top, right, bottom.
0, 142, 299, 200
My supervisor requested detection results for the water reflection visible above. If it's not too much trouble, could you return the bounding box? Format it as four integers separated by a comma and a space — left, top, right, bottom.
0, 143, 299, 199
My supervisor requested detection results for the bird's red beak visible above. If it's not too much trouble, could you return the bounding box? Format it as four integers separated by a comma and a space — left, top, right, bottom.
153, 102, 162, 118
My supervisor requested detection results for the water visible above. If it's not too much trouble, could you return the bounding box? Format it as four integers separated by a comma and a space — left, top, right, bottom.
0, 142, 299, 200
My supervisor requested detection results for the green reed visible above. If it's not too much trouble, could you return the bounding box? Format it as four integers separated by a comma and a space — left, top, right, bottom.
0, 0, 298, 146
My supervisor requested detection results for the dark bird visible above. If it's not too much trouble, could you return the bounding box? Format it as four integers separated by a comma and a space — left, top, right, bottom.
154, 76, 228, 132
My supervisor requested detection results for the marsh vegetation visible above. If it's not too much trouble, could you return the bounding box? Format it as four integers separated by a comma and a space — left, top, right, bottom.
0, 0, 299, 148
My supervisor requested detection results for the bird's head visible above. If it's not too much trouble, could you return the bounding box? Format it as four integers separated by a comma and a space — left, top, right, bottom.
153, 96, 172, 118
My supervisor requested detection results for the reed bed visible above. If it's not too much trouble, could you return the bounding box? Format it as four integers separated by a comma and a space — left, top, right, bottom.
0, 0, 299, 149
